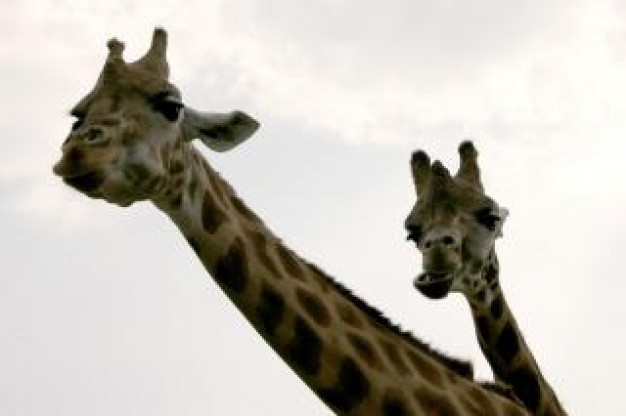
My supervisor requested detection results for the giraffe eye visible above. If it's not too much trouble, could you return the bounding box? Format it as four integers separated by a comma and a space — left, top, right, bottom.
475, 208, 500, 231
151, 93, 184, 122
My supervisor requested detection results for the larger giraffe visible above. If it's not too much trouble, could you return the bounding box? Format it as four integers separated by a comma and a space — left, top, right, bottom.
404, 142, 565, 415
53, 29, 530, 415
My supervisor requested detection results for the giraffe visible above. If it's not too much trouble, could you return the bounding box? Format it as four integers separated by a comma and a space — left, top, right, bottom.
404, 141, 565, 415
52, 29, 530, 415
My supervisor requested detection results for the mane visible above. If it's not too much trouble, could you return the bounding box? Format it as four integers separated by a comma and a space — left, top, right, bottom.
304, 261, 475, 379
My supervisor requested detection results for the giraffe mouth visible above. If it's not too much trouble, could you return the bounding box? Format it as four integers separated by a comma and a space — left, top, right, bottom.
63, 171, 105, 194
413, 272, 454, 299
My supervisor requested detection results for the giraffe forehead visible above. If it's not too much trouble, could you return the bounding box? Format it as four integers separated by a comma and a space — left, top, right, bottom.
72, 68, 176, 117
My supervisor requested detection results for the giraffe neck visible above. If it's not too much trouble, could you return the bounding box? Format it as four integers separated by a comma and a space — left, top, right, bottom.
465, 252, 565, 416
150, 143, 529, 415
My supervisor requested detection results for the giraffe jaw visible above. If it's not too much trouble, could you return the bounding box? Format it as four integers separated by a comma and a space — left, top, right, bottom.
413, 272, 455, 299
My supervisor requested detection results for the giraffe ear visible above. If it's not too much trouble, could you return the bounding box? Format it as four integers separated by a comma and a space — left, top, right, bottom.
182, 107, 260, 152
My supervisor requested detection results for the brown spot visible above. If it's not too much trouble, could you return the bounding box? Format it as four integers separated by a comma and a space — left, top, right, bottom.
230, 195, 259, 223
336, 303, 364, 328
295, 288, 331, 327
317, 357, 369, 413
213, 237, 248, 293
248, 230, 282, 279
379, 338, 411, 376
201, 191, 227, 234
169, 192, 183, 210
168, 159, 185, 174
276, 243, 305, 280
496, 321, 520, 363
347, 333, 383, 370
382, 391, 410, 416
413, 385, 460, 416
287, 317, 322, 377
405, 350, 444, 387
256, 283, 285, 337
490, 293, 504, 319
509, 365, 541, 413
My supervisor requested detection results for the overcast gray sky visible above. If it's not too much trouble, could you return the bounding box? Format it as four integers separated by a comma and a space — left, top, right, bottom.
2, 0, 626, 414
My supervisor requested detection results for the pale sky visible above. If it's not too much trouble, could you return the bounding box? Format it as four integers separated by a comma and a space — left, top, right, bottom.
2, 0, 626, 414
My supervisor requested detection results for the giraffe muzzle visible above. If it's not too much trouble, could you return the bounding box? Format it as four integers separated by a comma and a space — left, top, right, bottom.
413, 272, 454, 299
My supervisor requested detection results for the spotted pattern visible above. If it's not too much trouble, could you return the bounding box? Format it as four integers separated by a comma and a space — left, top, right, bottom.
230, 195, 259, 223
213, 237, 248, 293
287, 317, 322, 377
336, 303, 364, 328
348, 332, 384, 370
256, 283, 285, 337
382, 392, 409, 416
490, 294, 504, 320
509, 366, 541, 412
496, 322, 520, 363
405, 350, 443, 387
201, 191, 227, 234
317, 357, 369, 413
249, 230, 282, 278
413, 385, 460, 416
276, 244, 305, 280
379, 339, 411, 376
295, 288, 331, 327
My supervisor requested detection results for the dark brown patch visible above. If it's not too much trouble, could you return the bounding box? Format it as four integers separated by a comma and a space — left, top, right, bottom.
347, 333, 384, 370
230, 195, 259, 223
496, 321, 520, 363
336, 303, 364, 328
295, 288, 331, 327
509, 366, 541, 412
248, 230, 282, 279
379, 338, 411, 376
476, 315, 492, 344
287, 317, 322, 377
201, 191, 227, 234
317, 357, 369, 413
382, 392, 409, 416
490, 293, 504, 320
413, 385, 460, 416
256, 283, 285, 337
124, 163, 151, 183
213, 237, 248, 293
169, 192, 183, 210
276, 243, 305, 280
168, 159, 185, 175
405, 350, 443, 387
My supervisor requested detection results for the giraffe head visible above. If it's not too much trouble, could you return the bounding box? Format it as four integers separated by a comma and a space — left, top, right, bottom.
404, 141, 509, 299
53, 28, 259, 207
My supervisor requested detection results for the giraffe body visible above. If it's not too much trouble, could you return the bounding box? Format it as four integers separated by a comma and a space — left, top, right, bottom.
404, 142, 565, 415
54, 29, 530, 415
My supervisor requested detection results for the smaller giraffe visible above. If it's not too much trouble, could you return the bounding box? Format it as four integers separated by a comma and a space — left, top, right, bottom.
404, 142, 565, 415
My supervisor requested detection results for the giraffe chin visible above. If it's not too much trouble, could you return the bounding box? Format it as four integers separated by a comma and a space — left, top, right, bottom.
413, 273, 454, 299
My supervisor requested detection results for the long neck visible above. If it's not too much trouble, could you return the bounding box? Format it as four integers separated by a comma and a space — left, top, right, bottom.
152, 145, 529, 415
466, 253, 565, 416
